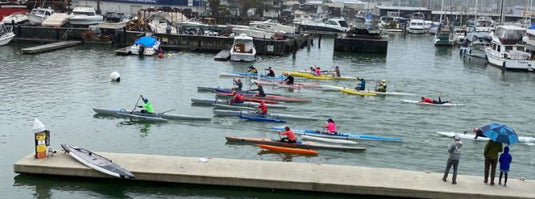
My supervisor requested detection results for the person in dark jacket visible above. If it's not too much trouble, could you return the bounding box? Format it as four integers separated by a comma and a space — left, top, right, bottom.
498, 146, 512, 186
443, 134, 462, 184
484, 140, 503, 185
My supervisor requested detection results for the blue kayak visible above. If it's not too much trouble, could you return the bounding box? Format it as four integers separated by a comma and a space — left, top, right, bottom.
238, 114, 286, 123
271, 127, 402, 142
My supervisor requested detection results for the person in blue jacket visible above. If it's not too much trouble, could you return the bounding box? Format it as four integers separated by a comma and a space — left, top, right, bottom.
498, 146, 512, 186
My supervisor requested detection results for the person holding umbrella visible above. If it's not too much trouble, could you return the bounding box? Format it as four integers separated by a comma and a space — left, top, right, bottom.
480, 123, 518, 185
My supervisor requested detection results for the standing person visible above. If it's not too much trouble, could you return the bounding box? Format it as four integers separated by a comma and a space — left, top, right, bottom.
233, 78, 243, 91
484, 140, 503, 185
248, 82, 266, 97
278, 126, 296, 143
265, 67, 275, 77
137, 95, 154, 114
257, 100, 268, 116
498, 146, 512, 186
321, 118, 338, 134
442, 134, 462, 184
334, 66, 341, 77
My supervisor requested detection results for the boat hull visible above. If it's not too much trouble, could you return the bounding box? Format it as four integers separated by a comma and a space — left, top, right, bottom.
213, 109, 318, 121
226, 136, 365, 151
61, 144, 135, 179
485, 48, 535, 71
258, 144, 318, 155
0, 32, 15, 46
93, 108, 210, 121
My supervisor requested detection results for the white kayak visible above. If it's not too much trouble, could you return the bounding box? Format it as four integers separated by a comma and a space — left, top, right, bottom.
402, 100, 464, 107
301, 135, 358, 145
437, 131, 535, 143
61, 144, 135, 179
319, 85, 416, 96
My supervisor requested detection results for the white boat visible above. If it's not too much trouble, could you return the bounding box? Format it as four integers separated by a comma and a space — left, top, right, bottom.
230, 33, 256, 62
249, 19, 296, 35
485, 25, 535, 71
230, 26, 274, 39
68, 7, 103, 25
0, 22, 15, 46
130, 36, 161, 56
434, 25, 454, 46
41, 13, 68, 27
453, 26, 468, 45
301, 135, 358, 145
1, 12, 28, 24
28, 7, 54, 25
407, 12, 426, 34
460, 34, 491, 58
148, 12, 177, 34
295, 18, 349, 33
97, 11, 129, 29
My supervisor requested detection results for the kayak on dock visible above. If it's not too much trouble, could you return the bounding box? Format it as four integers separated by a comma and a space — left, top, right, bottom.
61, 144, 135, 179
238, 114, 286, 123
215, 92, 310, 103
190, 98, 288, 109
271, 127, 403, 142
225, 136, 366, 151
282, 71, 360, 81
219, 72, 284, 81
402, 100, 464, 107
436, 131, 535, 143
214, 109, 319, 121
258, 144, 318, 155
93, 108, 211, 121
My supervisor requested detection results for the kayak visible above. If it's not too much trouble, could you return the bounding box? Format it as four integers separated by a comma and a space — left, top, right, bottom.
300, 135, 358, 145
225, 136, 366, 151
271, 127, 403, 142
93, 108, 211, 121
214, 103, 256, 111
238, 114, 286, 123
338, 88, 377, 96
320, 85, 416, 96
214, 109, 318, 121
252, 79, 320, 89
219, 71, 284, 81
402, 100, 464, 107
190, 98, 287, 109
258, 144, 318, 155
197, 86, 280, 96
215, 92, 310, 103
215, 93, 280, 104
282, 71, 359, 81
436, 131, 535, 143
61, 144, 135, 179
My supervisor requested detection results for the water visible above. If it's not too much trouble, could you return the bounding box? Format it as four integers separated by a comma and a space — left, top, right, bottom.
1, 34, 534, 198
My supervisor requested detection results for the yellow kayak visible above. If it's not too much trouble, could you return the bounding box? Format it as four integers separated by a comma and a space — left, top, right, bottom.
338, 88, 377, 96
282, 71, 358, 81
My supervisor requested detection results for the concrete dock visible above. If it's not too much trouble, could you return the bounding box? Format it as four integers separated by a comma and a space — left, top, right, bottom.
14, 152, 534, 198
21, 41, 82, 54
214, 50, 230, 61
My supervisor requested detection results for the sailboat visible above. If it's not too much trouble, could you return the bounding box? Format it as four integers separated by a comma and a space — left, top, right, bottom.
434, 0, 453, 46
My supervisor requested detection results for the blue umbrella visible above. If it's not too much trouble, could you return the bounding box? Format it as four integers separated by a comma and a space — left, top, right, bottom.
481, 123, 519, 145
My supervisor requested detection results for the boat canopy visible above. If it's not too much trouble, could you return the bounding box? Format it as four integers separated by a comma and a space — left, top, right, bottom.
135, 36, 158, 47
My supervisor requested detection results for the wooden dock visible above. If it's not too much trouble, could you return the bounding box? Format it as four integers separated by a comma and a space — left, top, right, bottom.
214, 50, 230, 61
21, 41, 82, 54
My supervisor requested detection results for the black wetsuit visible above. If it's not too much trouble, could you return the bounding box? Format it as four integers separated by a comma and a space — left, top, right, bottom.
250, 85, 266, 97
266, 69, 275, 77
234, 80, 243, 91
284, 75, 294, 85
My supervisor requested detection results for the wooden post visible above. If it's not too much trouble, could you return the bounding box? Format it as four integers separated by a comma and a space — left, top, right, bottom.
122, 27, 127, 45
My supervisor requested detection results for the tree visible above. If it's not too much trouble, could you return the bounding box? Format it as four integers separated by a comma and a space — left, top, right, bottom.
208, 0, 220, 16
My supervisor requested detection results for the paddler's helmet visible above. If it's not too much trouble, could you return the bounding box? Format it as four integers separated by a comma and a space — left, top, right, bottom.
381, 79, 386, 83
143, 98, 149, 103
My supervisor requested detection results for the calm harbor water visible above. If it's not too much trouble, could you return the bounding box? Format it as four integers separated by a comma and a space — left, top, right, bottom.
1, 34, 534, 198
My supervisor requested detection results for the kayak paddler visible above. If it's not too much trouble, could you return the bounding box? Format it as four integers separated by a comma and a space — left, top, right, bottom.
265, 67, 275, 77
137, 95, 154, 114
282, 74, 294, 85
355, 77, 366, 91
321, 118, 338, 134
375, 79, 387, 92
334, 66, 341, 77
229, 89, 244, 104
314, 66, 321, 76
257, 100, 268, 116
420, 96, 449, 104
247, 65, 258, 75
278, 126, 296, 143
233, 78, 243, 91
248, 82, 266, 97
472, 127, 487, 139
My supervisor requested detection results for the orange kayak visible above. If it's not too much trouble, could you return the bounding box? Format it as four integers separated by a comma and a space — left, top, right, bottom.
258, 144, 318, 155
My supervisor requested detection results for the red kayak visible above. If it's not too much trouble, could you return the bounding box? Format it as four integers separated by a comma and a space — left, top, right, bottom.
215, 92, 280, 104
215, 92, 310, 103
258, 144, 318, 155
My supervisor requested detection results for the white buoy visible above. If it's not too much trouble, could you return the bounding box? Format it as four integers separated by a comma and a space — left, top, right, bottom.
110, 71, 121, 82
32, 118, 46, 133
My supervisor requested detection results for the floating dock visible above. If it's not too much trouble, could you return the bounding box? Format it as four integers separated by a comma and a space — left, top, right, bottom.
115, 46, 131, 55
13, 152, 534, 199
214, 50, 230, 61
21, 41, 82, 54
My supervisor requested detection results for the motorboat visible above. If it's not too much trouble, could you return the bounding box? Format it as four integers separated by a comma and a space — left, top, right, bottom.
68, 7, 103, 25
407, 12, 426, 34
453, 26, 468, 45
485, 25, 535, 71
130, 36, 160, 56
41, 13, 68, 27
0, 22, 15, 46
249, 19, 296, 35
295, 18, 349, 32
28, 7, 54, 25
230, 33, 256, 62
434, 25, 453, 46
97, 11, 129, 29
1, 12, 28, 24
148, 12, 177, 34
460, 34, 491, 58
230, 25, 274, 39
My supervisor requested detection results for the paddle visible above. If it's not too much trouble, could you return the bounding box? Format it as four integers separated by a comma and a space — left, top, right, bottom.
130, 95, 142, 113
159, 109, 176, 115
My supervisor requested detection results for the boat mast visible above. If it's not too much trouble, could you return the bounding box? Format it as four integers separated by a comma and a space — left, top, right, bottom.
439, 0, 444, 24
499, 0, 504, 25
474, 0, 478, 22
